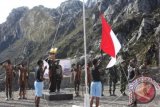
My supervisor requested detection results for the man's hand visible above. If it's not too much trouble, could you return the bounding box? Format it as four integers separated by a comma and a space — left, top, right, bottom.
0, 62, 5, 67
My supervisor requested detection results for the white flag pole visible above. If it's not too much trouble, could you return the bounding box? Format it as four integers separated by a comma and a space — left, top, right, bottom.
83, 0, 90, 107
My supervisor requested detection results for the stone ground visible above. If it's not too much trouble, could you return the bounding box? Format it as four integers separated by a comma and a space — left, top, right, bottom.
0, 86, 160, 107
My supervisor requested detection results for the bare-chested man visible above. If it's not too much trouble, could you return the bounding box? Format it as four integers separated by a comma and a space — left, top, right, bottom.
74, 64, 81, 96
17, 62, 28, 99
0, 60, 14, 100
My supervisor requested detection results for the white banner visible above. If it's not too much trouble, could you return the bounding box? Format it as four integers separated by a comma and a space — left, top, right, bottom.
43, 59, 72, 79
60, 59, 72, 76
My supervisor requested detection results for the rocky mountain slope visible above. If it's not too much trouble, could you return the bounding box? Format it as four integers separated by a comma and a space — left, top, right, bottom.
0, 0, 160, 90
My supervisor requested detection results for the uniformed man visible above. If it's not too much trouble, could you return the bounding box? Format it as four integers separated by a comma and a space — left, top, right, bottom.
99, 67, 106, 96
119, 60, 128, 96
108, 66, 118, 96
87, 61, 92, 94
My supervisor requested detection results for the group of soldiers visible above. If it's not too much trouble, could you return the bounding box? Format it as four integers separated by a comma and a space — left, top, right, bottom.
108, 60, 128, 96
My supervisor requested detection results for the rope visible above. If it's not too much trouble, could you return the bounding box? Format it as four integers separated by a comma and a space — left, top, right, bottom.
51, 6, 66, 47
43, 4, 67, 107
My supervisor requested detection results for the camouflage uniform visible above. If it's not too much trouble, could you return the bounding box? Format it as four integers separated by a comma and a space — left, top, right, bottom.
119, 63, 128, 96
108, 66, 118, 96
100, 69, 106, 96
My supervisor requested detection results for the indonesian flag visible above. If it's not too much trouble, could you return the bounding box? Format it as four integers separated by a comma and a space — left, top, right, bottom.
100, 14, 121, 68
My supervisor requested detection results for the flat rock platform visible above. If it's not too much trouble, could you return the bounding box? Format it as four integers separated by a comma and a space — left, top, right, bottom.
42, 91, 73, 101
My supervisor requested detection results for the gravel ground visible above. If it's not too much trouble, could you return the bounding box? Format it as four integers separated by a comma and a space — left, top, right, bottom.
0, 86, 160, 107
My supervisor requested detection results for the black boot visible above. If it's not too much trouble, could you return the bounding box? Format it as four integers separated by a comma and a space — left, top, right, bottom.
112, 90, 116, 96
109, 90, 112, 96
123, 92, 127, 96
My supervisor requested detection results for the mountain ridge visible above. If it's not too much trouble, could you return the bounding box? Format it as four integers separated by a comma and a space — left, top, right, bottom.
0, 0, 159, 66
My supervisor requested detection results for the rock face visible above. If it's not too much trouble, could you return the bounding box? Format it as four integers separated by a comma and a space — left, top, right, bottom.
137, 18, 155, 40
0, 7, 28, 52
0, 0, 160, 90
0, 0, 83, 62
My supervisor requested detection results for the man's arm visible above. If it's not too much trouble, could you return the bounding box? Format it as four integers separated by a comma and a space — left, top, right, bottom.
0, 63, 6, 68
26, 67, 29, 79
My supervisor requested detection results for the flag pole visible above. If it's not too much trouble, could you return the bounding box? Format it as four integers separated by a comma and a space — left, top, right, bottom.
158, 35, 160, 69
83, 0, 90, 107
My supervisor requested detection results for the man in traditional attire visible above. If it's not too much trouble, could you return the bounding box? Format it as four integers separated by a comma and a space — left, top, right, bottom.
46, 48, 57, 93
0, 60, 14, 100
17, 62, 28, 99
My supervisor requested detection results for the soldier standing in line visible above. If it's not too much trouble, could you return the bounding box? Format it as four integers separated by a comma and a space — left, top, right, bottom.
119, 60, 128, 96
108, 66, 118, 96
100, 67, 106, 96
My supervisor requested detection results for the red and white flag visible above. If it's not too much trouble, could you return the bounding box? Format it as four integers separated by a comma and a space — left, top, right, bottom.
100, 14, 121, 68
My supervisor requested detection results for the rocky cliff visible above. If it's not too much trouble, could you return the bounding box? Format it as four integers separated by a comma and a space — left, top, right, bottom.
0, 0, 160, 90
0, 0, 83, 63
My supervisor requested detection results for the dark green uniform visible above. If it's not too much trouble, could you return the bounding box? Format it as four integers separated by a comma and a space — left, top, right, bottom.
100, 68, 106, 96
119, 63, 128, 95
108, 66, 118, 96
